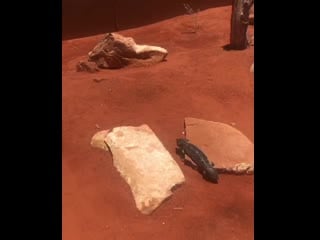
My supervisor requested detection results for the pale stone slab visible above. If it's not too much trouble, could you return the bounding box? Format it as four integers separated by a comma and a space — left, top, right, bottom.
91, 124, 185, 214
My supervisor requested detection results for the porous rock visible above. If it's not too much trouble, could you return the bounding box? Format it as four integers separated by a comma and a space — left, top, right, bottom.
87, 33, 168, 69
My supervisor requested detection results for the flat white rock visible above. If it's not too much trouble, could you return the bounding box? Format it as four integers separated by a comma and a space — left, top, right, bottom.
91, 124, 185, 215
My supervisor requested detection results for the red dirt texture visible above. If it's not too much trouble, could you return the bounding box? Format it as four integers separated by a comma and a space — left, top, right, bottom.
62, 0, 233, 40
63, 3, 254, 240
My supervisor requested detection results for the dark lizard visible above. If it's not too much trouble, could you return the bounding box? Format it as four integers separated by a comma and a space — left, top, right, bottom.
176, 138, 219, 183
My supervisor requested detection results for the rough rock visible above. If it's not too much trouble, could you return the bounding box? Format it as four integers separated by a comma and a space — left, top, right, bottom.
76, 60, 99, 73
184, 117, 254, 174
91, 124, 185, 215
87, 33, 168, 69
91, 130, 110, 151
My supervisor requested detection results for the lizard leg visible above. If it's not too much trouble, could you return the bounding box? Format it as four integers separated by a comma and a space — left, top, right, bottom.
184, 159, 199, 170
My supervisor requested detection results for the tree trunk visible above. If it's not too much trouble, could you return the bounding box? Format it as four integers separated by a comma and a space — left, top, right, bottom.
230, 0, 253, 50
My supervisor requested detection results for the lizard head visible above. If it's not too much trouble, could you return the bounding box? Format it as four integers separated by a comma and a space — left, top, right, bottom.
176, 138, 189, 148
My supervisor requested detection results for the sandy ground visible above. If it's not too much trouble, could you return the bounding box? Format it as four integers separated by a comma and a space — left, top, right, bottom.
62, 0, 232, 40
63, 5, 254, 240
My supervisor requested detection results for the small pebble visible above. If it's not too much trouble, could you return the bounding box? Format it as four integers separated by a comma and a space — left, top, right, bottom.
250, 63, 254, 73
93, 78, 107, 83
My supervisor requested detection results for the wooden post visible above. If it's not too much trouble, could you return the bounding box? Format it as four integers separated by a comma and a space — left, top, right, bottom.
230, 0, 253, 50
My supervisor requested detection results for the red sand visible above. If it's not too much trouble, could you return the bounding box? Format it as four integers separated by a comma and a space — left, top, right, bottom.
62, 0, 232, 40
63, 5, 254, 240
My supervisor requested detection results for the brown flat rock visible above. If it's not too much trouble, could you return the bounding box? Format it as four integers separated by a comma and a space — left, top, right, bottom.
184, 117, 254, 174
